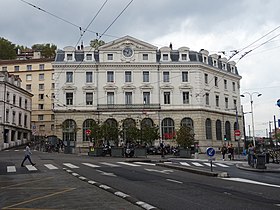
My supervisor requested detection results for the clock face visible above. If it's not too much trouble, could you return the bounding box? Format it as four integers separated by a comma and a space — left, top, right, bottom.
123, 47, 133, 57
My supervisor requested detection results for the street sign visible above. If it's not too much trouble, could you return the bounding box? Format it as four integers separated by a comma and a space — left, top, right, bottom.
234, 130, 241, 136
277, 99, 280, 107
206, 147, 215, 157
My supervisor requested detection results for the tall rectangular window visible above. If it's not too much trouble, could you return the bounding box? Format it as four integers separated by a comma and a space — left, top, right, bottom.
204, 73, 208, 84
86, 93, 93, 105
215, 76, 218, 87
163, 54, 168, 60
18, 113, 22, 126
39, 94, 44, 100
125, 92, 132, 105
26, 74, 32, 81
66, 72, 73, 83
143, 92, 150, 105
143, 71, 149, 82
181, 54, 187, 60
125, 71, 132, 82
6, 109, 9, 122
182, 92, 189, 104
163, 71, 170, 82
224, 79, 227, 90
27, 65, 32, 71
225, 97, 229, 109
13, 94, 16, 105
25, 99, 28, 109
26, 84, 31, 91
38, 104, 44, 110
39, 64, 45, 70
205, 93, 209, 105
39, 73, 44, 81
66, 92, 73, 105
19, 97, 22, 107
233, 99, 237, 108
107, 92, 114, 105
164, 92, 170, 104
182, 71, 188, 82
86, 72, 93, 83
24, 115, 27, 127
7, 92, 10, 102
12, 111, 16, 124
39, 84, 44, 91
14, 66, 19, 71
107, 71, 114, 82
38, 115, 44, 121
232, 82, 236, 91
216, 95, 219, 107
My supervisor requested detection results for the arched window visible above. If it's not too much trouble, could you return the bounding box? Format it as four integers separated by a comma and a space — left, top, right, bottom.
105, 118, 118, 127
141, 118, 154, 129
162, 118, 175, 140
83, 119, 96, 141
104, 118, 118, 144
225, 121, 231, 141
205, 118, 212, 140
181, 117, 194, 130
62, 119, 77, 141
216, 120, 222, 140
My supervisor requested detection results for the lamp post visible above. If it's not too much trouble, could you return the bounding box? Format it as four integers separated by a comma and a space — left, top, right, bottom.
240, 92, 262, 147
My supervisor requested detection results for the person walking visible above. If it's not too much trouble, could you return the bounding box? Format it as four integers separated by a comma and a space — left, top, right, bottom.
248, 143, 255, 167
221, 144, 227, 160
228, 144, 234, 160
21, 143, 36, 167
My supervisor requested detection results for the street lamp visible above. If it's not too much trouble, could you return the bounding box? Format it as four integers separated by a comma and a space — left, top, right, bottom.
240, 92, 262, 147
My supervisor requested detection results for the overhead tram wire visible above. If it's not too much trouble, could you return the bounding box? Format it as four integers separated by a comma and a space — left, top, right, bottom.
228, 25, 280, 61
52, 0, 134, 107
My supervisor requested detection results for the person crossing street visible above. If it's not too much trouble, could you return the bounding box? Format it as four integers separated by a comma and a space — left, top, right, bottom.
21, 143, 36, 167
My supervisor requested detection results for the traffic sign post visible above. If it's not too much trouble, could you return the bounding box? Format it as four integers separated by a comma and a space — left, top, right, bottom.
206, 147, 216, 172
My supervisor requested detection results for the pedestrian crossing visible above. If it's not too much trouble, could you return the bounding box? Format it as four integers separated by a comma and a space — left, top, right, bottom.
2, 160, 233, 174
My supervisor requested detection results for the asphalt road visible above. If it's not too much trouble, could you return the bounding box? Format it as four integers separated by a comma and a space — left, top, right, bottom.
1, 150, 280, 210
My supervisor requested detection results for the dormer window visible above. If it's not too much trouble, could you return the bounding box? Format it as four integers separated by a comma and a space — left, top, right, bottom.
213, 60, 217, 67
231, 66, 235, 73
67, 54, 73, 61
182, 54, 187, 60
222, 63, 226, 70
163, 54, 168, 60
203, 56, 207, 63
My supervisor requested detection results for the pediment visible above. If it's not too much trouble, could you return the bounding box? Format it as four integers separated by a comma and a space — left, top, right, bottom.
62, 85, 77, 91
98, 35, 158, 51
139, 84, 154, 90
121, 84, 136, 90
82, 85, 97, 91
160, 84, 174, 90
103, 84, 118, 90
179, 84, 193, 90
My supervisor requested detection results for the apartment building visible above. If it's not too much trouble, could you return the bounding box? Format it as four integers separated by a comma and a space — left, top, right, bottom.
0, 70, 32, 150
53, 35, 242, 152
0, 57, 55, 138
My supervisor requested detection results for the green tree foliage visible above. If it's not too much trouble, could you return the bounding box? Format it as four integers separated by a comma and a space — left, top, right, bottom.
0, 37, 16, 60
90, 39, 105, 49
141, 125, 160, 146
176, 126, 195, 149
120, 126, 140, 144
32, 43, 57, 58
101, 123, 119, 146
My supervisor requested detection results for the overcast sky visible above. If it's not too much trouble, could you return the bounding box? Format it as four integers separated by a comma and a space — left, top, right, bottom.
1, 0, 280, 137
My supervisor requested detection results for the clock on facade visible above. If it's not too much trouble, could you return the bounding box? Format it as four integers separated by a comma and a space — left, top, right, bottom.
123, 47, 133, 57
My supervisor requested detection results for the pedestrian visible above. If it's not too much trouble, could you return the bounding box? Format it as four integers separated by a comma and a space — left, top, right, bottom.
160, 141, 165, 158
228, 144, 234, 160
248, 143, 255, 167
21, 143, 36, 167
221, 144, 227, 160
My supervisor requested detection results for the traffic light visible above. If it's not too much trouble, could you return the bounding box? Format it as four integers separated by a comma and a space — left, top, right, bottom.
224, 135, 227, 141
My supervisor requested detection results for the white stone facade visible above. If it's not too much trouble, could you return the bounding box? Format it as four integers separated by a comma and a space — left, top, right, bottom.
53, 36, 242, 152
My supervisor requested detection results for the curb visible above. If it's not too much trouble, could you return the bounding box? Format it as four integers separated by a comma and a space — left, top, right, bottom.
236, 164, 280, 173
155, 163, 229, 178
63, 168, 160, 210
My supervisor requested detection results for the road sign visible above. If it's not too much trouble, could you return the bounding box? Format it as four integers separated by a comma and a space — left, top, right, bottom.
206, 147, 215, 157
234, 130, 241, 136
277, 99, 280, 107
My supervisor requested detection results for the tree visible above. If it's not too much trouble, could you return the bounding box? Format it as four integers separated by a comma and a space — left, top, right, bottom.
0, 37, 16, 60
141, 125, 160, 146
101, 123, 119, 146
90, 39, 105, 49
32, 43, 57, 58
120, 126, 140, 144
175, 126, 195, 149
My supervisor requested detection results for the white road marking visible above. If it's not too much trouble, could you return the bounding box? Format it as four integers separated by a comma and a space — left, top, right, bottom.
136, 201, 156, 210
115, 191, 130, 198
179, 162, 190, 166
7, 166, 16, 173
26, 165, 37, 171
222, 178, 280, 188
191, 162, 203, 167
63, 163, 79, 169
44, 164, 58, 170
134, 162, 156, 166
166, 179, 183, 184
100, 162, 120, 167
144, 168, 173, 174
215, 163, 229, 167
203, 163, 216, 167
96, 169, 117, 177
117, 162, 140, 167
82, 163, 100, 168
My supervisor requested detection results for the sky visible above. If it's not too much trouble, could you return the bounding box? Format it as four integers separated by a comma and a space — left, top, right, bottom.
1, 0, 280, 137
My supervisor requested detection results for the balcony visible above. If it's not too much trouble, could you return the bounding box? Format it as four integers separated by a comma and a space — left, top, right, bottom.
97, 104, 161, 111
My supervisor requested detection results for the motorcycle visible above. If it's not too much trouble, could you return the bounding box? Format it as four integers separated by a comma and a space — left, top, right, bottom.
124, 144, 134, 158
102, 144, 112, 156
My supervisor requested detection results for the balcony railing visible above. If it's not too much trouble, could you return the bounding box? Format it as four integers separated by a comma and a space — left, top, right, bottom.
97, 104, 161, 111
